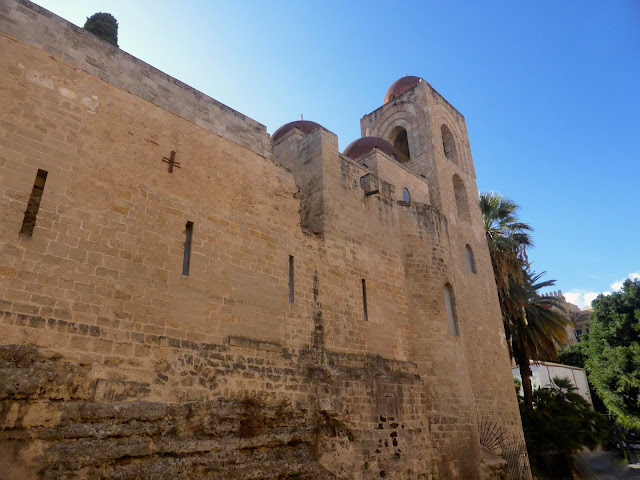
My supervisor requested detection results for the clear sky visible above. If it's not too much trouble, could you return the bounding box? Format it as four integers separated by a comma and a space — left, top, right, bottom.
34, 0, 640, 308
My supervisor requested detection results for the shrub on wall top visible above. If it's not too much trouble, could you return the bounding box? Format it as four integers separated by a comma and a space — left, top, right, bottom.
83, 12, 118, 47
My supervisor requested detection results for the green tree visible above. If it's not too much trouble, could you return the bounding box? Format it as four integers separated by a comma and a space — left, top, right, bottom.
520, 377, 608, 476
480, 193, 571, 409
84, 13, 119, 47
479, 192, 532, 370
509, 270, 570, 409
583, 279, 640, 429
557, 343, 610, 417
521, 377, 608, 454
557, 343, 585, 368
480, 192, 533, 333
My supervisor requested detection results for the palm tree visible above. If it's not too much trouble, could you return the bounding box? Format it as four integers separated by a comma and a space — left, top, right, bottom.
479, 192, 571, 409
510, 270, 570, 409
479, 192, 533, 357
479, 193, 533, 339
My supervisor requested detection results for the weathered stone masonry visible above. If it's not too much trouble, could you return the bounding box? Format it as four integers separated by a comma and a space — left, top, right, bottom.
0, 1, 525, 478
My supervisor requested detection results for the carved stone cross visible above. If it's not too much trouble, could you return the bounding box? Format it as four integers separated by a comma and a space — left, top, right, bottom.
162, 151, 181, 173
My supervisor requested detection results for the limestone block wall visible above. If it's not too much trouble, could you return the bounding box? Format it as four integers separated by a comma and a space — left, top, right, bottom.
273, 127, 413, 362
354, 149, 430, 204
272, 127, 326, 234
398, 202, 483, 478
290, 130, 506, 475
0, 28, 316, 366
318, 139, 411, 361
0, 0, 271, 158
418, 90, 523, 438
0, 24, 430, 477
0, 1, 526, 478
359, 78, 525, 451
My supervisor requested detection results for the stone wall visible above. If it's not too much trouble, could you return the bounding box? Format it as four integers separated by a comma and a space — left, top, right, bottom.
0, 1, 524, 478
354, 149, 430, 205
360, 77, 523, 441
0, 0, 270, 158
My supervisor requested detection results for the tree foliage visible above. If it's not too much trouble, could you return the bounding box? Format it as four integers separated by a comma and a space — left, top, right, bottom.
513, 271, 569, 362
480, 192, 571, 410
509, 270, 570, 410
583, 279, 640, 429
556, 343, 585, 368
480, 192, 533, 330
520, 377, 608, 455
557, 342, 612, 415
84, 13, 119, 47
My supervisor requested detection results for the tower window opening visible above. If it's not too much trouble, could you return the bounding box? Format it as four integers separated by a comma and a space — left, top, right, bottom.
444, 283, 459, 336
362, 279, 368, 321
453, 174, 470, 221
288, 255, 295, 303
465, 245, 476, 274
402, 188, 411, 203
390, 126, 410, 162
182, 221, 194, 276
20, 169, 48, 237
441, 124, 457, 163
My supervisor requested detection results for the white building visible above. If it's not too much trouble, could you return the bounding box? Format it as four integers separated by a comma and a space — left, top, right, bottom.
512, 361, 593, 406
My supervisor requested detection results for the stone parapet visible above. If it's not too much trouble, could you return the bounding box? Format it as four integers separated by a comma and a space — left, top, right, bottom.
0, 0, 271, 158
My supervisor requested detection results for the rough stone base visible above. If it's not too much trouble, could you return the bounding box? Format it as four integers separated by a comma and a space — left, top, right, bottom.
0, 344, 329, 479
479, 447, 509, 480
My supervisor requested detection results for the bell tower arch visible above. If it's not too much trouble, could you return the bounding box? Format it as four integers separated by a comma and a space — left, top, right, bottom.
360, 76, 477, 218
389, 125, 410, 162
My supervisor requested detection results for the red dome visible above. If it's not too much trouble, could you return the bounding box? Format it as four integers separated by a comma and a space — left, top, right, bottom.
272, 120, 322, 142
343, 136, 401, 161
384, 76, 423, 103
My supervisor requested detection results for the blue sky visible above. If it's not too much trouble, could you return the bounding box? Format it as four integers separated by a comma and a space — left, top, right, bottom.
35, 1, 640, 308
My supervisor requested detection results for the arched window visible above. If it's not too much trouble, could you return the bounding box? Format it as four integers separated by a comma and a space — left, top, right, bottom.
452, 174, 470, 221
390, 126, 410, 162
465, 245, 476, 274
402, 188, 411, 203
443, 283, 459, 336
441, 124, 457, 163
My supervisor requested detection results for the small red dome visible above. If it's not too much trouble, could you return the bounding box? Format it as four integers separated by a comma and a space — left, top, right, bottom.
272, 120, 322, 142
343, 136, 401, 161
384, 76, 423, 103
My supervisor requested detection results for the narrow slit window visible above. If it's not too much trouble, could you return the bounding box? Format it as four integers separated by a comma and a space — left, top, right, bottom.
362, 279, 368, 321
182, 221, 194, 276
288, 255, 295, 303
20, 169, 48, 237
444, 283, 459, 336
465, 245, 476, 274
453, 174, 470, 221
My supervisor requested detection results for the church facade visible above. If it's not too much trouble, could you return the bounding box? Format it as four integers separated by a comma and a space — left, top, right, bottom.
0, 1, 527, 478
